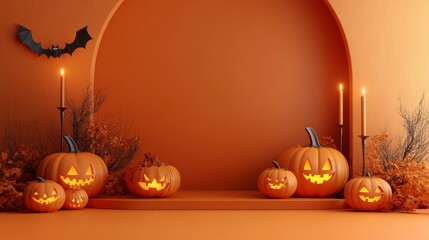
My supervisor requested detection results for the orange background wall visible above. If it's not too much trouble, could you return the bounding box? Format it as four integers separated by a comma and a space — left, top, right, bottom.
7, 0, 426, 190
0, 0, 121, 147
327, 0, 429, 176
95, 0, 349, 190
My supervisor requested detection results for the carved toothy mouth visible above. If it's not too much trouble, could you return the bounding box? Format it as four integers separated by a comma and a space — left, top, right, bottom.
32, 195, 59, 205
359, 195, 382, 203
268, 183, 285, 189
60, 176, 95, 187
138, 179, 167, 191
303, 173, 333, 184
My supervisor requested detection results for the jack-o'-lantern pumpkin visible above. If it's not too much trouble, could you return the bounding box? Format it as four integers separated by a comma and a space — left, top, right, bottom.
258, 160, 297, 198
37, 135, 108, 197
344, 173, 392, 211
23, 177, 65, 212
126, 153, 180, 197
277, 127, 349, 197
62, 187, 89, 210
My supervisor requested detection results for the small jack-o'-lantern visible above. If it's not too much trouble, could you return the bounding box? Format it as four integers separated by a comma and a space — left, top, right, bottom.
258, 160, 297, 198
63, 187, 89, 210
23, 177, 65, 212
344, 174, 392, 211
126, 153, 180, 197
37, 135, 108, 197
277, 127, 349, 197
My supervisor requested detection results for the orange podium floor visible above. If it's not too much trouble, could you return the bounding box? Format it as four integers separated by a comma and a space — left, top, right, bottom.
1, 191, 429, 239
1, 208, 428, 240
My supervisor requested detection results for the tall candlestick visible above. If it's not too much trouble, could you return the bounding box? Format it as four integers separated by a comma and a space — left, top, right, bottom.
60, 69, 65, 108
339, 84, 343, 125
361, 88, 367, 136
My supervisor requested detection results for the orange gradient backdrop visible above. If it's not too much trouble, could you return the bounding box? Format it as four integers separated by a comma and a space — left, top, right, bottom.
2, 0, 429, 192
95, 0, 349, 190
0, 0, 122, 147
327, 0, 429, 176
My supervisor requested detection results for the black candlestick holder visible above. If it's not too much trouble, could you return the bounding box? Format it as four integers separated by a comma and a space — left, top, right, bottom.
58, 107, 68, 152
338, 124, 344, 153
359, 135, 369, 176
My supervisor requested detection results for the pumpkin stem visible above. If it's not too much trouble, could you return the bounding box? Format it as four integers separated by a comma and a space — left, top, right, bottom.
305, 127, 321, 148
365, 171, 371, 177
64, 135, 80, 153
272, 160, 281, 169
36, 176, 46, 183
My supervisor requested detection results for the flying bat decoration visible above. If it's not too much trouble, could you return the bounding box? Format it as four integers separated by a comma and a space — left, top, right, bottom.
17, 25, 92, 58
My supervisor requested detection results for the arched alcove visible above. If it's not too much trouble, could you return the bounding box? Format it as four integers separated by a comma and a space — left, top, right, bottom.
95, 0, 350, 190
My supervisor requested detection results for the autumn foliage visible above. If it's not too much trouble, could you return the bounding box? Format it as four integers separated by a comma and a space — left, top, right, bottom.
367, 134, 429, 211
0, 87, 139, 210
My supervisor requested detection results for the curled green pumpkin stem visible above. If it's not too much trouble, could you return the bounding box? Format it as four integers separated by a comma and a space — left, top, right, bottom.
64, 135, 80, 153
272, 160, 281, 169
305, 127, 321, 148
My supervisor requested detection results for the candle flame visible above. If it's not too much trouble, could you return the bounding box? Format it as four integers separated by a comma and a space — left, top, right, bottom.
60, 69, 64, 76
339, 84, 343, 91
362, 88, 366, 95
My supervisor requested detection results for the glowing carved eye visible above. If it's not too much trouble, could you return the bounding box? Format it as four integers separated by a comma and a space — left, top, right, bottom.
144, 174, 150, 181
52, 189, 57, 196
304, 159, 312, 170
359, 186, 369, 193
85, 165, 93, 176
160, 176, 166, 182
375, 186, 382, 193
281, 177, 286, 181
68, 165, 79, 175
322, 159, 332, 171
267, 177, 272, 181
33, 191, 39, 196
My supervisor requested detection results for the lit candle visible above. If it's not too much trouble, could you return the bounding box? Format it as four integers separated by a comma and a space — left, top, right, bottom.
339, 84, 343, 125
60, 69, 65, 107
361, 88, 366, 136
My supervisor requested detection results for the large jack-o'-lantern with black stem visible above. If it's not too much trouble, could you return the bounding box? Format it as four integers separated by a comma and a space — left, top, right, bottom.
277, 127, 349, 197
126, 153, 180, 197
37, 135, 108, 197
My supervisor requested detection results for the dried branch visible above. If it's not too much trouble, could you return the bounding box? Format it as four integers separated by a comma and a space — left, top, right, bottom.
67, 85, 140, 173
397, 95, 429, 162
68, 85, 105, 149
366, 94, 429, 211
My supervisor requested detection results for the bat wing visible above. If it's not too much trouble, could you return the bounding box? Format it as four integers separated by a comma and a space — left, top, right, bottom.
62, 26, 92, 56
17, 25, 50, 57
